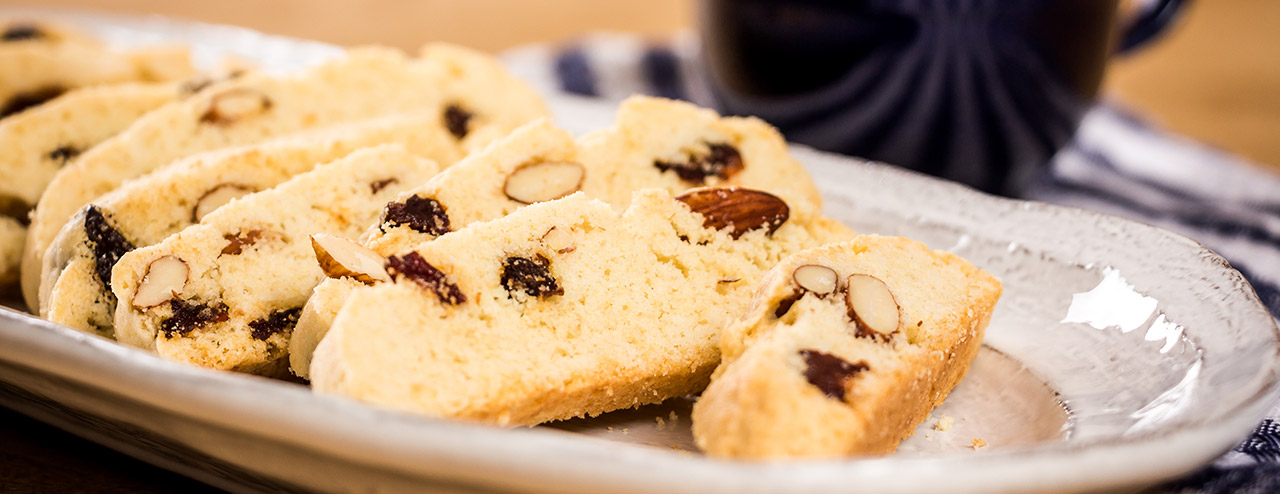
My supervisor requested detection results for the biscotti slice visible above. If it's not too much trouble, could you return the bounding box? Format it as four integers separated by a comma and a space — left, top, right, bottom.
287, 120, 581, 376
289, 104, 843, 377
690, 238, 1002, 458
0, 40, 192, 118
0, 81, 184, 288
575, 95, 822, 211
40, 112, 469, 336
21, 44, 548, 309
310, 186, 852, 424
367, 95, 824, 257
109, 145, 440, 375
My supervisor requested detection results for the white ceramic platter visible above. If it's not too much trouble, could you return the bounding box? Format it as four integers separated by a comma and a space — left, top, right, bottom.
1, 9, 1277, 494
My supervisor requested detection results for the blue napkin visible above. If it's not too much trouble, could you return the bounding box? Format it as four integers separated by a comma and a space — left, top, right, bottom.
501, 33, 1280, 492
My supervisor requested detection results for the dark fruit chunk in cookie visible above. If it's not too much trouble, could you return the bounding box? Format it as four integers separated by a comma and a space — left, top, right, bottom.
249, 307, 303, 340
1, 86, 65, 117
370, 178, 398, 194
48, 145, 80, 166
799, 349, 868, 401
386, 252, 465, 305
159, 299, 230, 337
1, 24, 44, 42
382, 195, 451, 236
83, 205, 135, 288
443, 103, 473, 140
501, 255, 563, 299
654, 142, 743, 184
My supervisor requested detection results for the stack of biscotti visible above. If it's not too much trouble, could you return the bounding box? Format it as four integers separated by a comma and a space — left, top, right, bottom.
19, 43, 548, 310
39, 112, 475, 337
108, 145, 441, 376
309, 186, 851, 424
690, 238, 1002, 458
30, 43, 547, 374
0, 19, 197, 292
288, 95, 841, 378
0, 19, 1006, 459
295, 97, 1002, 456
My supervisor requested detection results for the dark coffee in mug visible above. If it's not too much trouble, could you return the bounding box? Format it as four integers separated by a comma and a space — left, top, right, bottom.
697, 0, 1180, 197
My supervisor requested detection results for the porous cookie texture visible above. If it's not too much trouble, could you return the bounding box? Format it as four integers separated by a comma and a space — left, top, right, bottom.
690, 238, 1002, 458
0, 39, 191, 119
41, 112, 469, 337
109, 145, 440, 375
19, 44, 547, 310
289, 97, 838, 377
309, 187, 853, 425
0, 82, 180, 288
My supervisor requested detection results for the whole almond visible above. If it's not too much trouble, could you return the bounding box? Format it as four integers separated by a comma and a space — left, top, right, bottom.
675, 187, 789, 239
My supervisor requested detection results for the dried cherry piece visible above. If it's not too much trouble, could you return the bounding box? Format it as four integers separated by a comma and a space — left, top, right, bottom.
654, 142, 744, 184
83, 206, 135, 288
382, 195, 451, 236
159, 299, 230, 337
799, 349, 868, 401
501, 255, 563, 299
248, 307, 303, 340
386, 252, 465, 305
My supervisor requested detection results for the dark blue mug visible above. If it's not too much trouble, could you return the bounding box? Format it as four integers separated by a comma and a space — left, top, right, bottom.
697, 0, 1187, 197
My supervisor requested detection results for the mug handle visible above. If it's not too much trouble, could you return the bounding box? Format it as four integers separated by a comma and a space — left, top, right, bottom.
1115, 0, 1190, 54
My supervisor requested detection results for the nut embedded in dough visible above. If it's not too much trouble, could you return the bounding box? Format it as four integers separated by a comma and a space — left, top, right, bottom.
133, 255, 188, 308
792, 264, 838, 296
674, 187, 789, 239
844, 274, 901, 338
193, 184, 254, 222
503, 160, 585, 204
198, 87, 272, 125
311, 234, 389, 285
540, 227, 575, 254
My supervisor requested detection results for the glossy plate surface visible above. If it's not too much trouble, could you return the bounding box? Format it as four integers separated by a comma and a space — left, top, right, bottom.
0, 8, 1277, 494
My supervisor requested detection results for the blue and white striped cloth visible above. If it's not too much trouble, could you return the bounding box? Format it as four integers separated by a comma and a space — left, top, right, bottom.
502, 33, 1280, 493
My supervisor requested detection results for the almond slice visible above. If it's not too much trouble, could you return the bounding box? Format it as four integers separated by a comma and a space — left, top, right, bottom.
194, 184, 254, 222
675, 187, 789, 239
503, 161, 585, 204
133, 256, 188, 308
199, 87, 272, 125
311, 234, 389, 284
845, 274, 901, 338
541, 227, 575, 254
793, 264, 838, 296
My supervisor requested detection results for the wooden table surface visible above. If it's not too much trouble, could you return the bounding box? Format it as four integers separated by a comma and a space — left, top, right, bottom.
0, 1, 1276, 492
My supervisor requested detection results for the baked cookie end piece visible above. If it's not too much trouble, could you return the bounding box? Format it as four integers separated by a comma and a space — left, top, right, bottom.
692, 236, 1001, 458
